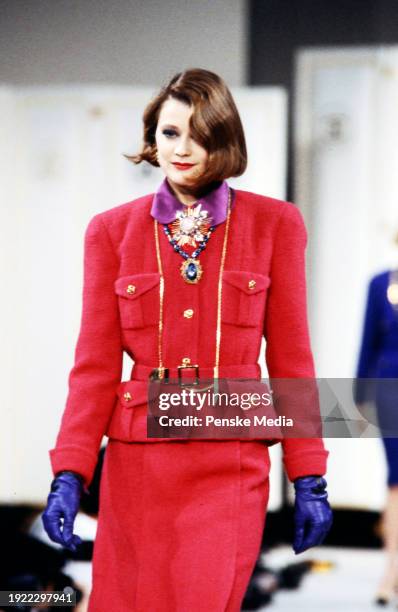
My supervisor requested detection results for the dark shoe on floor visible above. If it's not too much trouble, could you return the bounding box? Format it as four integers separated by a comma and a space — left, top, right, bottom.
278, 561, 313, 589
242, 581, 273, 610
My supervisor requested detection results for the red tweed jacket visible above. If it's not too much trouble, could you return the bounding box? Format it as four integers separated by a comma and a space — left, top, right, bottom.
49, 188, 328, 486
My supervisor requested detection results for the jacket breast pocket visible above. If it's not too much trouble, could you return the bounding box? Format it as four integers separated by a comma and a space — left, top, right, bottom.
222, 271, 271, 328
114, 273, 160, 329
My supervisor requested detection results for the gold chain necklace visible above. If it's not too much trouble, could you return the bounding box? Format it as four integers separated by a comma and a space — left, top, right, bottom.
152, 188, 232, 382
387, 269, 398, 311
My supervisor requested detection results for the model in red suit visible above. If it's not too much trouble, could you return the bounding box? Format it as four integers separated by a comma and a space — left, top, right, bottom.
42, 68, 332, 611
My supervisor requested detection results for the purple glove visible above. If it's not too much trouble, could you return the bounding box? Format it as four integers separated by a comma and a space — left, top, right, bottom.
293, 475, 333, 555
41, 471, 84, 552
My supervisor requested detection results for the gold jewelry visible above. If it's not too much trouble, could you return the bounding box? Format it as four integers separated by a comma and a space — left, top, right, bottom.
180, 258, 203, 284
153, 218, 167, 380
214, 189, 231, 379
387, 269, 398, 310
169, 203, 212, 247
163, 189, 230, 284
153, 188, 232, 383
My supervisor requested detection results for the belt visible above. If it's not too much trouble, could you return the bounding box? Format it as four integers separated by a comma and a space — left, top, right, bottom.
131, 362, 261, 384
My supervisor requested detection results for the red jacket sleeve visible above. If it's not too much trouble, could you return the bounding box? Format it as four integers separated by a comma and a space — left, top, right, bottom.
264, 202, 329, 482
49, 214, 123, 487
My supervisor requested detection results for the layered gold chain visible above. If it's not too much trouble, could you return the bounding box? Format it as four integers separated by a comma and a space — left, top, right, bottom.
214, 188, 231, 378
153, 188, 232, 380
154, 218, 165, 375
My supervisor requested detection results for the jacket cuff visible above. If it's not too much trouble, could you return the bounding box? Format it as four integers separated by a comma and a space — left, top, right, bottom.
49, 445, 98, 488
282, 448, 329, 482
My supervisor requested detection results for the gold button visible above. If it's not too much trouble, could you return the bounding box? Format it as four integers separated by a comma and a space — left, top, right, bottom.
248, 280, 256, 290
183, 309, 194, 319
126, 284, 136, 294
123, 392, 132, 401
182, 357, 191, 365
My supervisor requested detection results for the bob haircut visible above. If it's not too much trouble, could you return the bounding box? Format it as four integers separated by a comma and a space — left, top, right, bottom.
126, 68, 247, 187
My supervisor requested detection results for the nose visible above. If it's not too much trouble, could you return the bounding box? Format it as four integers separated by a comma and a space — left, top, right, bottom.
174, 135, 191, 157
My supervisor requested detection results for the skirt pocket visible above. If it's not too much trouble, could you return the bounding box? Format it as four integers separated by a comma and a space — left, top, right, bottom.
105, 379, 148, 441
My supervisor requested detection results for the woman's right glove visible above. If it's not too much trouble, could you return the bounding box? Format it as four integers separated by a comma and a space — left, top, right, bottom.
41, 470, 84, 551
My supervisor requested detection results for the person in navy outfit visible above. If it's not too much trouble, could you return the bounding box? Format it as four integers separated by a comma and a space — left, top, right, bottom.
355, 269, 398, 606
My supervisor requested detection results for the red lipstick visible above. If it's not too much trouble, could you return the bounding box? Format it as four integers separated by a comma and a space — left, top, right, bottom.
172, 162, 195, 171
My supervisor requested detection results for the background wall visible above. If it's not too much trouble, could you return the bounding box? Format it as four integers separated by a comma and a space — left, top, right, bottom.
249, 0, 398, 197
0, 0, 246, 86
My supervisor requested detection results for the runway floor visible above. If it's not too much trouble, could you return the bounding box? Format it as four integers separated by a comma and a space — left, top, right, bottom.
252, 545, 392, 611
64, 544, 390, 611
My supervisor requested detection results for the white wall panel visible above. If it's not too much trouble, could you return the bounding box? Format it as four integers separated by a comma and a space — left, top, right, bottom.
295, 47, 398, 510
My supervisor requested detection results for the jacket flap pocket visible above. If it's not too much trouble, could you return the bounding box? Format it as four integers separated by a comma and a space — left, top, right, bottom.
223, 271, 270, 295
116, 379, 149, 408
114, 273, 160, 300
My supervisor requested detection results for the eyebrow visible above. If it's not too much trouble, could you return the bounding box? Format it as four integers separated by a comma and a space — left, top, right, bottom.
159, 124, 180, 130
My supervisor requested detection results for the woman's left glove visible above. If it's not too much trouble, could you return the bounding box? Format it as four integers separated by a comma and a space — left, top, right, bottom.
293, 475, 333, 555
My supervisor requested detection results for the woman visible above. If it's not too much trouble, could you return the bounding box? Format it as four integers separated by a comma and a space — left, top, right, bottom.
355, 269, 398, 606
42, 68, 332, 611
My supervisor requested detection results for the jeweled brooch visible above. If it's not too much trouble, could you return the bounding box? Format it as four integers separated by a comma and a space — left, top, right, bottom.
169, 203, 212, 248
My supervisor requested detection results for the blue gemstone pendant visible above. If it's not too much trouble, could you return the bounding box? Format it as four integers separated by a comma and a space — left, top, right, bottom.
180, 258, 203, 284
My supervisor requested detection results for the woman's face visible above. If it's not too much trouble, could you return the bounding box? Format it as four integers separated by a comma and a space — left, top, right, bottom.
155, 97, 209, 198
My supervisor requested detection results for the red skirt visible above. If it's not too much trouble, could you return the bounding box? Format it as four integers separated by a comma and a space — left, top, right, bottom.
88, 439, 270, 612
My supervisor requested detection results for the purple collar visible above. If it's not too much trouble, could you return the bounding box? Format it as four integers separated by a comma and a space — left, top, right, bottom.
150, 177, 235, 226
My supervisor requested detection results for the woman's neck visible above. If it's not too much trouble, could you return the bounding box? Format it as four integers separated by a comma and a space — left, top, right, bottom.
168, 182, 198, 206
166, 177, 217, 206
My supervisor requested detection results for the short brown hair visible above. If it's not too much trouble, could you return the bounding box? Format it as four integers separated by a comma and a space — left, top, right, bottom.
125, 68, 247, 186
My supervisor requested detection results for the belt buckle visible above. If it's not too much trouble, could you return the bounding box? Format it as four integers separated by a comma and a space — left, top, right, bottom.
177, 359, 199, 387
